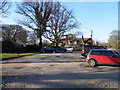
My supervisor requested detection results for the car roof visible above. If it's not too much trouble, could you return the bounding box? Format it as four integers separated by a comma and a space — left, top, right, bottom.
90, 49, 116, 52
83, 45, 105, 47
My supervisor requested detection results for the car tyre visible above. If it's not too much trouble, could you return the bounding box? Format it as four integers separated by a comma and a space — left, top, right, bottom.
88, 59, 97, 67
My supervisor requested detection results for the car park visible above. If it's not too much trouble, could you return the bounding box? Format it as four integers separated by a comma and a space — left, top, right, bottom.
81, 45, 106, 57
66, 47, 74, 51
86, 49, 120, 67
41, 47, 61, 53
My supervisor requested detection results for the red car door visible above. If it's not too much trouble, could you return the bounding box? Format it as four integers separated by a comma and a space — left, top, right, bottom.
89, 51, 101, 63
99, 51, 120, 65
98, 56, 110, 64
100, 56, 115, 64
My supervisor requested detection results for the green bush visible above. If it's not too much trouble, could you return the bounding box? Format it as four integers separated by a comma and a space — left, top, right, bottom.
73, 46, 82, 51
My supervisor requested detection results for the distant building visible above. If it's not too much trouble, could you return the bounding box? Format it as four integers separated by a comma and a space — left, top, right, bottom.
58, 34, 94, 47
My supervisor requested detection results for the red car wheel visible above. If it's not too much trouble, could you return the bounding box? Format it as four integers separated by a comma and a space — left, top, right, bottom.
88, 59, 97, 67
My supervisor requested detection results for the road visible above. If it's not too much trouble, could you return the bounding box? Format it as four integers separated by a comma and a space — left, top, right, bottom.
1, 51, 119, 88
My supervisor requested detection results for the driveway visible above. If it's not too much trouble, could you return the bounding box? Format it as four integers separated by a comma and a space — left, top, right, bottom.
1, 51, 119, 88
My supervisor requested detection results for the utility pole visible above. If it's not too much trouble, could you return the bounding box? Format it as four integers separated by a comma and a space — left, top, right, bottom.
82, 35, 84, 45
91, 30, 93, 45
91, 30, 93, 39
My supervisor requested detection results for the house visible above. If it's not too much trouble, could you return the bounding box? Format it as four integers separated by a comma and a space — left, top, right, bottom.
58, 34, 94, 47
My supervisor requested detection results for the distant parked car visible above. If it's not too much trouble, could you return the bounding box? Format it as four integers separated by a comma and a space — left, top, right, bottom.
66, 47, 74, 51
81, 45, 106, 57
52, 46, 67, 52
86, 49, 120, 67
41, 47, 60, 53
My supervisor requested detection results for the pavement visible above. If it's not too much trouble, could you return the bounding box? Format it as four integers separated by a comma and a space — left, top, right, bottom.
1, 51, 119, 88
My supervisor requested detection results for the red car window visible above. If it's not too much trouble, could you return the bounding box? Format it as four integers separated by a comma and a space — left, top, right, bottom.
100, 51, 116, 56
90, 51, 100, 55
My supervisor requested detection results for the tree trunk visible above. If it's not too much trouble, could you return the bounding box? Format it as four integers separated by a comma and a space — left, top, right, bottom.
56, 42, 58, 47
39, 35, 42, 51
55, 37, 59, 46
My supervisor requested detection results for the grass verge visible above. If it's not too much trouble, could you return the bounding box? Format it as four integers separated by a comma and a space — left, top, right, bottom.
0, 53, 38, 60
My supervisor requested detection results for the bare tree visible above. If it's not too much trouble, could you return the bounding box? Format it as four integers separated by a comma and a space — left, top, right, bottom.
44, 2, 78, 46
0, 0, 11, 16
27, 31, 38, 45
2, 25, 28, 45
16, 0, 53, 50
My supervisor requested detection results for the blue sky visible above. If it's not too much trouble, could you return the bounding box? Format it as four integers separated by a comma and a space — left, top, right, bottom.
62, 2, 118, 42
0, 1, 118, 43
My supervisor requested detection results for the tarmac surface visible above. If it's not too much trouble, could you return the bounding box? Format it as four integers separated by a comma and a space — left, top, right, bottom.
1, 51, 119, 88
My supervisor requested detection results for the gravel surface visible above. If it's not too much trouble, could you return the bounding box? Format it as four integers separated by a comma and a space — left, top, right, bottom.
1, 51, 119, 88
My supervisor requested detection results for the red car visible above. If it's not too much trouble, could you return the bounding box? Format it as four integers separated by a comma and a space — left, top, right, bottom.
86, 49, 120, 67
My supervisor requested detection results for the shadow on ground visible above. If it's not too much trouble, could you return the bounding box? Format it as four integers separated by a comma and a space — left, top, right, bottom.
2, 72, 118, 88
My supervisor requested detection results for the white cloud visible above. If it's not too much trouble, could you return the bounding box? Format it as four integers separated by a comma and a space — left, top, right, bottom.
0, 18, 16, 25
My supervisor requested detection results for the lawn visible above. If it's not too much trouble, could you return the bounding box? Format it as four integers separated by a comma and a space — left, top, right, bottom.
0, 53, 37, 60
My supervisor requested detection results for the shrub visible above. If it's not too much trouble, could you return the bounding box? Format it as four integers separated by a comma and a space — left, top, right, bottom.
2, 40, 18, 53
73, 46, 82, 51
22, 45, 40, 53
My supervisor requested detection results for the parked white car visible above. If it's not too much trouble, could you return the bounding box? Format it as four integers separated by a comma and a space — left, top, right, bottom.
66, 47, 74, 51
